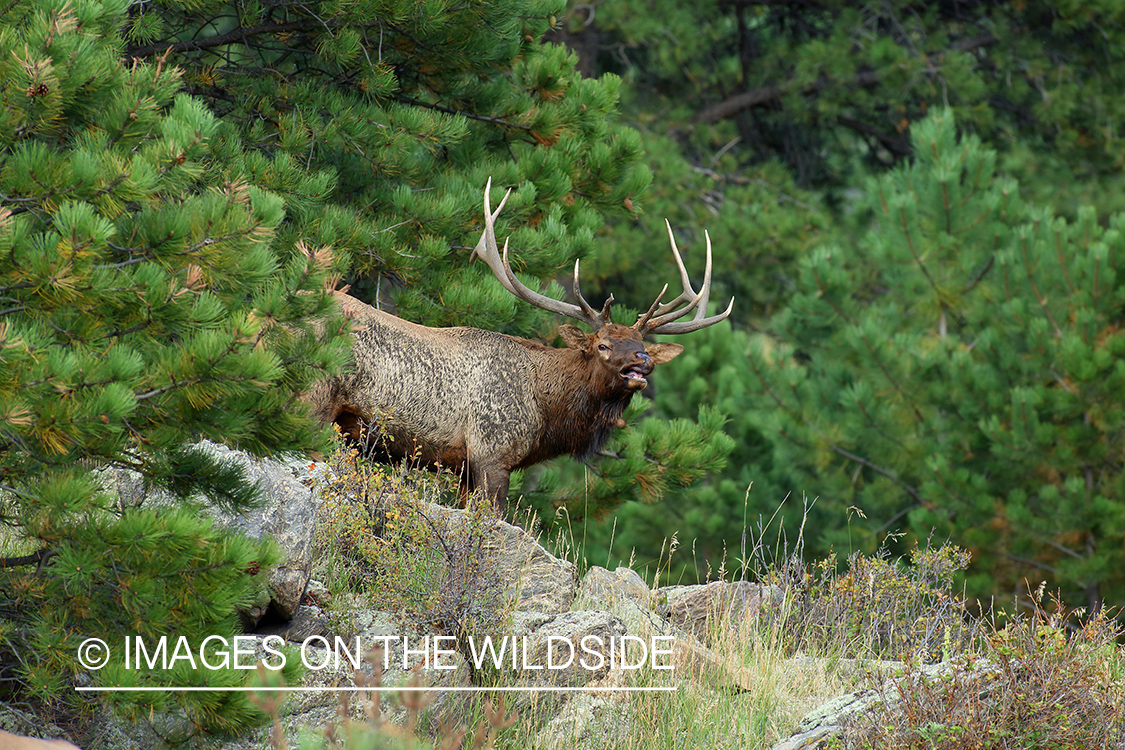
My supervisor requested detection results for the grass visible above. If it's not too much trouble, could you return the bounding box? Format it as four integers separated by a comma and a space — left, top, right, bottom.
293, 440, 1125, 750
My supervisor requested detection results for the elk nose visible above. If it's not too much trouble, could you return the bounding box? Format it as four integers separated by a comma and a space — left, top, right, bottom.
635, 352, 653, 369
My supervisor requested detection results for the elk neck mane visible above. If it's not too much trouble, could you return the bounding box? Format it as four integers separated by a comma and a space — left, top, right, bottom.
509, 336, 635, 467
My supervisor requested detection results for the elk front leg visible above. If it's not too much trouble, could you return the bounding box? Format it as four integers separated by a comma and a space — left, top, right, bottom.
467, 459, 511, 516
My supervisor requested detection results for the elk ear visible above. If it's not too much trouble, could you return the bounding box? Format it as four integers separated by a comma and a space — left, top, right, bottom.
558, 324, 591, 351
645, 342, 684, 364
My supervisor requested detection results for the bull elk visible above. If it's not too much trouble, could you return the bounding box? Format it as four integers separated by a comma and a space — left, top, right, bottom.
307, 180, 733, 515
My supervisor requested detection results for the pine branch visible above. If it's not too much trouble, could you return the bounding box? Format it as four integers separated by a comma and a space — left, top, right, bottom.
396, 97, 534, 131
694, 82, 789, 126
0, 548, 52, 570
126, 18, 320, 58
694, 35, 998, 125
836, 115, 911, 157
828, 443, 927, 507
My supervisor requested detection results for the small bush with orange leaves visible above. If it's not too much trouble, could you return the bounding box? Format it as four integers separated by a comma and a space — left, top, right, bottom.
839, 590, 1125, 749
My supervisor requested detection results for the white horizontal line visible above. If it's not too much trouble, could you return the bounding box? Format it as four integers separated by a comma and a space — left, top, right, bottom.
76, 686, 678, 693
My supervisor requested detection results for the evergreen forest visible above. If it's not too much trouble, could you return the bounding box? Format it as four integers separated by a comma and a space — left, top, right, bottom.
2, 0, 1125, 732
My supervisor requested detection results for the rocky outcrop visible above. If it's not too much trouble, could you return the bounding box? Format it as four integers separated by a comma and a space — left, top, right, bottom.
36, 446, 1124, 750
399, 500, 578, 615
83, 445, 964, 750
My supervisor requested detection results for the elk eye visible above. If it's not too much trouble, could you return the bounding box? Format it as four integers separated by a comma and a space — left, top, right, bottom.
597, 344, 609, 352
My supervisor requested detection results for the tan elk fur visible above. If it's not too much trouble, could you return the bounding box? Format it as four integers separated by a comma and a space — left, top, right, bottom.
305, 291, 683, 515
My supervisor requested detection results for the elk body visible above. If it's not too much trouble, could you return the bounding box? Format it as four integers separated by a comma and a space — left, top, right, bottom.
307, 181, 733, 515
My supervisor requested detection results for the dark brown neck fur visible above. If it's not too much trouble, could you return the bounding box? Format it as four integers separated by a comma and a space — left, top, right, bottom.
513, 342, 635, 469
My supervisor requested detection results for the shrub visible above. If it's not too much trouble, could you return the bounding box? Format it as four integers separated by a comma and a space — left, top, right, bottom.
313, 436, 508, 657
841, 591, 1125, 749
757, 542, 978, 663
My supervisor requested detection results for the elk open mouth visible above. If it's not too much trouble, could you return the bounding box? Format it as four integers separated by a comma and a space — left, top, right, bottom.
620, 364, 651, 388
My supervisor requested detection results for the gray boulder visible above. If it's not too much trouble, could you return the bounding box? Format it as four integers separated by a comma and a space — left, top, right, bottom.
505, 609, 627, 688
574, 566, 756, 692
531, 691, 633, 750
656, 580, 784, 643
196, 441, 320, 623
573, 566, 651, 611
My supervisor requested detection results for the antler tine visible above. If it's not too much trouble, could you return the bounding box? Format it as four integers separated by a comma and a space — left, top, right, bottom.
634, 283, 669, 330
599, 294, 615, 319
471, 178, 609, 330
657, 220, 693, 299
689, 229, 715, 316
572, 259, 598, 321
632, 221, 704, 333
469, 178, 514, 290
636, 225, 735, 335
657, 219, 697, 311
656, 295, 734, 334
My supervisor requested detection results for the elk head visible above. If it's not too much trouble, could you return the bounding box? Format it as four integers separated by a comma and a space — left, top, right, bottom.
471, 178, 734, 391
556, 322, 683, 392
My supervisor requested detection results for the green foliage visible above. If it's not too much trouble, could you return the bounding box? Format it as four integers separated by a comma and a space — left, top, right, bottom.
537, 0, 1125, 590
0, 0, 345, 731
512, 391, 733, 550
126, 0, 652, 330
563, 0, 1125, 216
34, 508, 305, 737
752, 109, 1125, 611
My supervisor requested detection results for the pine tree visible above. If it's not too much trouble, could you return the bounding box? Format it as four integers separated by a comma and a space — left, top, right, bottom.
555, 0, 1125, 216
118, 0, 731, 523
752, 110, 1125, 613
1, 0, 337, 730
123, 0, 652, 330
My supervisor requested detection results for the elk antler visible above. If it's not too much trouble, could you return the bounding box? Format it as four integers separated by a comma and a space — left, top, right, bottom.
472, 179, 733, 334
471, 178, 614, 330
633, 221, 734, 336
